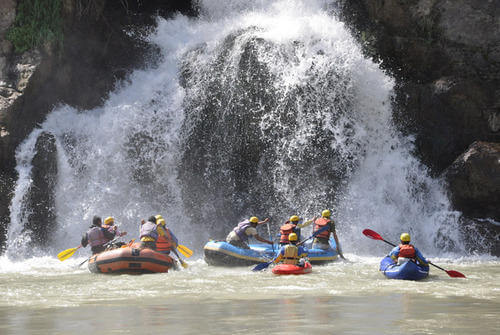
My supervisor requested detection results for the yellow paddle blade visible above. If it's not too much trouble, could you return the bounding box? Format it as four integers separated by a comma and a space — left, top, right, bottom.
57, 246, 79, 261
177, 244, 193, 258
179, 259, 189, 269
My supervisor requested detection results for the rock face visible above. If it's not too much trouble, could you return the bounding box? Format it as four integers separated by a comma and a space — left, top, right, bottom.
341, 0, 500, 171
0, 0, 194, 250
24, 132, 58, 248
444, 141, 500, 221
340, 0, 500, 254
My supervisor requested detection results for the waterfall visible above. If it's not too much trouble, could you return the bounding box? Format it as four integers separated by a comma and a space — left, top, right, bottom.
6, 0, 467, 257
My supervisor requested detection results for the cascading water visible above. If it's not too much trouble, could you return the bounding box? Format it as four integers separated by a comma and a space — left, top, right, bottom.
6, 0, 471, 258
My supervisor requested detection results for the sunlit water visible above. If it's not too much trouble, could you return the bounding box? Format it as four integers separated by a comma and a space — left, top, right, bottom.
2, 0, 499, 334
0, 255, 498, 334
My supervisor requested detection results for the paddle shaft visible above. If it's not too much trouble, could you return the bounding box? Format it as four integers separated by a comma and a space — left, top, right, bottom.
172, 248, 188, 268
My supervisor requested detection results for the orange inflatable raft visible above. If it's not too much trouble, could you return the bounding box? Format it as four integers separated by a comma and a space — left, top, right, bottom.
88, 243, 176, 274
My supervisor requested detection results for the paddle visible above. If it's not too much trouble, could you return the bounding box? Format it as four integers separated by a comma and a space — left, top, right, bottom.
177, 244, 193, 258
57, 245, 81, 261
252, 225, 330, 271
362, 229, 466, 278
267, 222, 275, 253
76, 236, 123, 268
172, 248, 188, 269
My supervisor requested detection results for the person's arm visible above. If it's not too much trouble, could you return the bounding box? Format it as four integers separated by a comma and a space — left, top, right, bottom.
102, 228, 115, 240
169, 230, 179, 248
298, 246, 308, 258
297, 216, 317, 229
255, 234, 273, 245
414, 248, 429, 266
389, 246, 400, 261
81, 233, 88, 248
257, 218, 270, 225
273, 248, 284, 263
331, 224, 345, 259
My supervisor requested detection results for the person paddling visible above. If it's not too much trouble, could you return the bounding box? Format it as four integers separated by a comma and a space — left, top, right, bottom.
273, 233, 308, 267
279, 215, 317, 245
139, 216, 160, 250
155, 215, 179, 255
312, 209, 345, 259
81, 216, 117, 255
101, 216, 127, 248
389, 233, 429, 266
226, 216, 274, 249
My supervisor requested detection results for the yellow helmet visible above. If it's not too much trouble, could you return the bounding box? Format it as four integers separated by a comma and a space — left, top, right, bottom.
155, 214, 163, 220
104, 217, 114, 225
289, 215, 300, 222
288, 233, 298, 241
400, 233, 411, 242
157, 218, 166, 226
249, 216, 259, 224
321, 209, 331, 217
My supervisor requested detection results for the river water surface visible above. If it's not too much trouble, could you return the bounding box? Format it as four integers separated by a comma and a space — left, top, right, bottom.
1, 255, 498, 334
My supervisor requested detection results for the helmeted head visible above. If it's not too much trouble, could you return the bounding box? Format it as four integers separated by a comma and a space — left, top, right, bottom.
288, 233, 298, 242
104, 216, 114, 226
321, 209, 331, 218
249, 216, 259, 225
289, 215, 300, 223
92, 216, 102, 227
155, 214, 163, 221
148, 216, 157, 224
400, 233, 411, 243
157, 218, 166, 226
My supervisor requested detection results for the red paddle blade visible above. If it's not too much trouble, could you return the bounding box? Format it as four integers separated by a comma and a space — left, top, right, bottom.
362, 229, 383, 240
446, 270, 466, 278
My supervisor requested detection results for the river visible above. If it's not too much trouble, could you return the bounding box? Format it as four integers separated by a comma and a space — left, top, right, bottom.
2, 0, 499, 333
1, 255, 498, 334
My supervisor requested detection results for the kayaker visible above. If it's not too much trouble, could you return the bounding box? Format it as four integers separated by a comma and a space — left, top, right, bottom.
81, 216, 117, 255
279, 215, 317, 245
273, 233, 308, 266
139, 216, 159, 250
226, 216, 274, 249
389, 233, 429, 266
155, 217, 179, 255
312, 209, 345, 259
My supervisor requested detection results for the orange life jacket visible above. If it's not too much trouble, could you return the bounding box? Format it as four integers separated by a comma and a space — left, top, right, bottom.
156, 227, 174, 252
398, 244, 416, 258
279, 222, 297, 244
313, 218, 332, 239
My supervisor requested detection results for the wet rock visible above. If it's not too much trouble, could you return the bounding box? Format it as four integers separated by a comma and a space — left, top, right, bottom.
444, 141, 500, 222
340, 0, 500, 171
23, 132, 58, 248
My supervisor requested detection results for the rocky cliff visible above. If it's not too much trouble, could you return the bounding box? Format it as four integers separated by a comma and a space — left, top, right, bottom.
0, 0, 193, 250
341, 0, 499, 254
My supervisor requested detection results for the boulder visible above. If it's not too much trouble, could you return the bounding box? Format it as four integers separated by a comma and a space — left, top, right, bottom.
24, 132, 58, 248
444, 141, 500, 221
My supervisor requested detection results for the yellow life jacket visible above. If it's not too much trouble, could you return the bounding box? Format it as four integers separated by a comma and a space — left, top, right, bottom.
283, 244, 299, 265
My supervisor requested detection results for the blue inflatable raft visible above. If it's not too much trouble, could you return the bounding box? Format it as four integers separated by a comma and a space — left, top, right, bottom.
379, 256, 429, 280
203, 240, 338, 266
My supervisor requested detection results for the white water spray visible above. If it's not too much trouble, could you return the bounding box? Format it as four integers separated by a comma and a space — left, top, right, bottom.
6, 0, 467, 259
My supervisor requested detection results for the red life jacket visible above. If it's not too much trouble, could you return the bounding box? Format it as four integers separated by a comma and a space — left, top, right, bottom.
313, 218, 332, 239
398, 244, 416, 258
156, 227, 174, 252
279, 222, 297, 244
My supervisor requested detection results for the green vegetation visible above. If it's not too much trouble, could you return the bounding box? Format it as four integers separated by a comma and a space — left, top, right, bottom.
6, 0, 63, 53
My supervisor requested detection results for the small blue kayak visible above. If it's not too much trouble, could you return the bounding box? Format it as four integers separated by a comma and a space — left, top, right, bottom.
204, 240, 338, 266
379, 256, 429, 280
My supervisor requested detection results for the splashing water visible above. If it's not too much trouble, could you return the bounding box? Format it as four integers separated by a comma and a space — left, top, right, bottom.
6, 0, 471, 259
